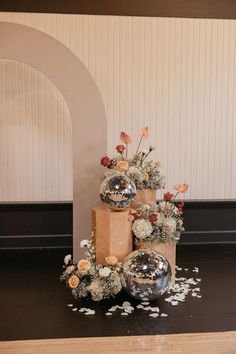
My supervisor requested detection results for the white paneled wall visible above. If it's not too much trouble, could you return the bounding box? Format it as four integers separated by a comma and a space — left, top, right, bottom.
0, 13, 236, 200
0, 59, 72, 201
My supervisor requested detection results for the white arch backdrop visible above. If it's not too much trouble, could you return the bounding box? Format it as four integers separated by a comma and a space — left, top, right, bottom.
0, 22, 107, 259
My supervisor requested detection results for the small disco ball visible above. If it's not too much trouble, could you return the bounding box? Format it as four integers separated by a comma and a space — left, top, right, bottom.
122, 249, 171, 301
100, 174, 136, 211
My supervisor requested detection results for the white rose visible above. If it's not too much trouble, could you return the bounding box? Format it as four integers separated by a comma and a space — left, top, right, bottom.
132, 219, 153, 240
99, 267, 111, 278
80, 239, 89, 248
64, 254, 72, 265
162, 217, 177, 234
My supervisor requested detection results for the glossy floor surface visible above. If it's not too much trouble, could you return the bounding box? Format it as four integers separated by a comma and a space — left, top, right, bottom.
0, 244, 235, 341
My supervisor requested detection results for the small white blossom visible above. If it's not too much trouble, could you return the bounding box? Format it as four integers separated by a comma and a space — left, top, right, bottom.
80, 239, 89, 248
99, 267, 112, 278
64, 254, 72, 265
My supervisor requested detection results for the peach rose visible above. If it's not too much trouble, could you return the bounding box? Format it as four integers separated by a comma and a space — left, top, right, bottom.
68, 275, 80, 288
105, 256, 118, 266
77, 259, 91, 272
117, 160, 129, 171
174, 183, 189, 193
65, 265, 75, 274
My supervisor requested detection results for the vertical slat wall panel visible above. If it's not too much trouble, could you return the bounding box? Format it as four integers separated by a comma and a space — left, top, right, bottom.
0, 13, 235, 200
0, 60, 72, 201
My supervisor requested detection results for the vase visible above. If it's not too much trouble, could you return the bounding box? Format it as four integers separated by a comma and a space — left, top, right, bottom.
135, 241, 176, 284
132, 189, 156, 207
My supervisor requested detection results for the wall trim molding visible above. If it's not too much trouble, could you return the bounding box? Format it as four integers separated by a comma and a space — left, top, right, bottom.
1, 1, 236, 19
0, 200, 236, 249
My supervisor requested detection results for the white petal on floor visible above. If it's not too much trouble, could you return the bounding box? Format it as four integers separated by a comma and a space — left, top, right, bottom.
67, 304, 73, 307
121, 312, 128, 316
105, 312, 112, 316
136, 304, 144, 309
149, 313, 159, 318
141, 302, 150, 305
150, 307, 160, 312
160, 313, 168, 317
170, 301, 179, 306
143, 306, 152, 311
72, 308, 77, 311
85, 310, 95, 315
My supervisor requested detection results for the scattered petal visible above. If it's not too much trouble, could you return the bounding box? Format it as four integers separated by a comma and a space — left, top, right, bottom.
143, 306, 152, 311
160, 313, 168, 317
171, 301, 179, 306
72, 308, 77, 311
149, 313, 159, 318
85, 310, 95, 315
136, 304, 144, 309
150, 307, 160, 313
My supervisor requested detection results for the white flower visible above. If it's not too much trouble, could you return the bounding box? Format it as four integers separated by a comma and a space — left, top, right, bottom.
80, 239, 89, 248
162, 217, 177, 234
127, 167, 144, 182
99, 267, 112, 278
132, 219, 153, 239
64, 254, 72, 265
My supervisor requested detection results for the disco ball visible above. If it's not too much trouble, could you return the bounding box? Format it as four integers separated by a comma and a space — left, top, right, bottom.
100, 174, 137, 210
122, 249, 171, 301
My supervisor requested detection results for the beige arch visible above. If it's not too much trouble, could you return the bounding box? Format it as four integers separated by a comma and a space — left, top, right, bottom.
0, 22, 107, 259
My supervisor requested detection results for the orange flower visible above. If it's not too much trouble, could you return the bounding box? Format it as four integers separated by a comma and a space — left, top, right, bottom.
163, 192, 174, 201
116, 144, 125, 153
77, 259, 91, 272
120, 131, 131, 144
105, 256, 118, 266
68, 275, 80, 288
100, 156, 111, 167
117, 160, 129, 171
139, 126, 149, 139
174, 183, 189, 193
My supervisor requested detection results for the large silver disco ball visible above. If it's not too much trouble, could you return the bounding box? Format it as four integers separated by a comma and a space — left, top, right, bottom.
122, 249, 171, 301
100, 174, 136, 210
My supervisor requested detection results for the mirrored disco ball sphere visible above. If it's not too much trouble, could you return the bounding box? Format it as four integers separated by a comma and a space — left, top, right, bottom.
100, 174, 137, 210
122, 249, 171, 301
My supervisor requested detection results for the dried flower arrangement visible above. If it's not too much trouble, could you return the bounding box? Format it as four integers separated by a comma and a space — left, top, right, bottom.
60, 239, 123, 301
130, 183, 189, 245
100, 127, 165, 190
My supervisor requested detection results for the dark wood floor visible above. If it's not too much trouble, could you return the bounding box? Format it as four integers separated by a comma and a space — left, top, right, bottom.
0, 244, 236, 341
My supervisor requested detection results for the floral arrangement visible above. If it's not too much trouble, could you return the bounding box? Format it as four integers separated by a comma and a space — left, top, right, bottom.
60, 239, 123, 301
100, 127, 165, 190
130, 183, 189, 245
